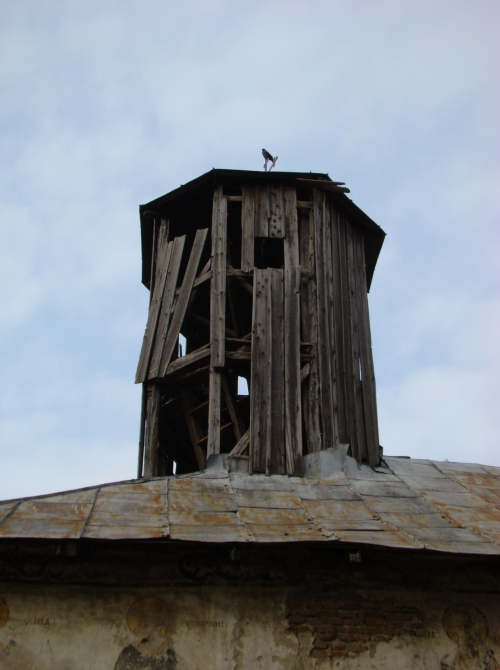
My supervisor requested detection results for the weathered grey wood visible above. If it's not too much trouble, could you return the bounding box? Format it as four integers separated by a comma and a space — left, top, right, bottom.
166, 343, 211, 376
207, 367, 222, 458
284, 264, 303, 476
186, 312, 237, 338
144, 383, 161, 477
313, 189, 335, 452
135, 239, 175, 383
323, 198, 340, 446
221, 371, 246, 442
345, 219, 367, 462
179, 389, 206, 470
228, 428, 250, 458
255, 184, 269, 237
354, 231, 380, 465
241, 185, 255, 272
337, 209, 357, 458
148, 236, 185, 380
300, 363, 310, 383
269, 269, 285, 474
211, 187, 227, 366
250, 269, 271, 473
269, 184, 285, 238
330, 202, 348, 445
157, 228, 208, 378
284, 186, 300, 267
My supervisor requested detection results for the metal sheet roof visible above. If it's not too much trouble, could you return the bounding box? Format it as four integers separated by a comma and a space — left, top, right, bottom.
1, 456, 499, 555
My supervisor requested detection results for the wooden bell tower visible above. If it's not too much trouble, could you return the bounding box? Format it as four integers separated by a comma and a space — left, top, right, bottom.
136, 169, 386, 478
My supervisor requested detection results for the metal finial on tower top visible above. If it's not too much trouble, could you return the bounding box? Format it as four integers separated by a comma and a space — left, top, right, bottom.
262, 148, 278, 172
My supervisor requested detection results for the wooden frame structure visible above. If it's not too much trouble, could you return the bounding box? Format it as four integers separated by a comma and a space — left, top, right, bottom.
136, 169, 386, 477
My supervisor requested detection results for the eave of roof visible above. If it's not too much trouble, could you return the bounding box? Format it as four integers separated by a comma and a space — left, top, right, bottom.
138, 169, 386, 292
1, 456, 499, 556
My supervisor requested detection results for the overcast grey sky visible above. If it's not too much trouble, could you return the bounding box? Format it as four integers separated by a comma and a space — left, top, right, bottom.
1, 0, 499, 500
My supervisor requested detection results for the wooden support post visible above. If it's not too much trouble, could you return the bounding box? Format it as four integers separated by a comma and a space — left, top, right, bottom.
143, 383, 161, 478
241, 185, 255, 272
270, 269, 285, 474
284, 187, 303, 475
313, 189, 336, 453
354, 232, 380, 465
207, 367, 222, 458
211, 186, 227, 366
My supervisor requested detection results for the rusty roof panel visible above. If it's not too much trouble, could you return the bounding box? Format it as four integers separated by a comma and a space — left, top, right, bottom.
333, 530, 423, 549
1, 455, 499, 556
350, 481, 418, 498
0, 517, 86, 539
169, 511, 242, 526
237, 507, 312, 525
169, 524, 253, 543
289, 484, 362, 501
234, 489, 303, 509
248, 524, 334, 542
168, 491, 237, 512
82, 524, 168, 540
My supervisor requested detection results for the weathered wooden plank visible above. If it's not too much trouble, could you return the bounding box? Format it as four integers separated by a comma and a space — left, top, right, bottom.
228, 428, 250, 458
354, 228, 379, 465
269, 184, 285, 238
135, 239, 174, 383
284, 264, 302, 476
227, 278, 243, 338
306, 210, 322, 453
143, 383, 161, 477
250, 269, 271, 473
148, 236, 185, 379
255, 183, 269, 237
284, 186, 300, 266
179, 389, 206, 471
211, 186, 227, 366
166, 343, 211, 376
241, 184, 255, 272
323, 198, 340, 446
269, 269, 285, 474
345, 219, 367, 462
299, 205, 311, 450
313, 189, 336, 452
206, 367, 222, 458
158, 228, 208, 377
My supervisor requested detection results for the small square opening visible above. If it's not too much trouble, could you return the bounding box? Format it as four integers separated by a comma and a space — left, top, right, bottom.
254, 237, 284, 269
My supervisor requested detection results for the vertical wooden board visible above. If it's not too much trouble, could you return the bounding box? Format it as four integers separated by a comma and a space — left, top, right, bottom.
207, 367, 222, 458
241, 184, 255, 272
269, 269, 285, 474
179, 389, 207, 470
144, 383, 161, 478
284, 187, 300, 267
148, 236, 185, 379
136, 239, 175, 383
299, 208, 311, 342
313, 189, 335, 452
269, 184, 285, 238
250, 269, 271, 473
157, 229, 208, 378
255, 184, 269, 237
284, 264, 303, 476
330, 201, 349, 444
345, 219, 368, 462
211, 187, 227, 366
354, 232, 380, 465
323, 199, 340, 446
338, 210, 357, 458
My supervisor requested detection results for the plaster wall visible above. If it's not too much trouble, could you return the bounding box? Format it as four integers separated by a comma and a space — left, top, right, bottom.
0, 543, 499, 669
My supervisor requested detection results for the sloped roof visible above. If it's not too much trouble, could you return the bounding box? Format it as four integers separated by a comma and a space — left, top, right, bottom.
1, 455, 499, 556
